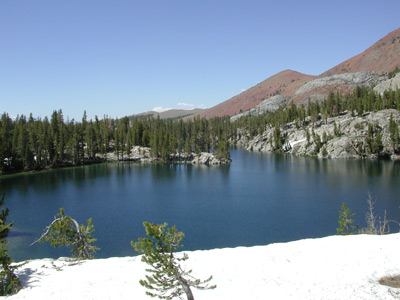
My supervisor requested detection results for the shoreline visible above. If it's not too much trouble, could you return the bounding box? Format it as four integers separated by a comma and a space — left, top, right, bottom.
3, 145, 399, 179
0, 149, 231, 177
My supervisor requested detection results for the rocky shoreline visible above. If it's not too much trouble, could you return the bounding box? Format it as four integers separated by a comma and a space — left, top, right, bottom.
97, 146, 231, 165
236, 109, 400, 160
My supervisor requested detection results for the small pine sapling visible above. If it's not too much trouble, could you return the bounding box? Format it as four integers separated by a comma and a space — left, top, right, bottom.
0, 194, 21, 295
32, 208, 99, 260
0, 197, 11, 239
132, 222, 216, 300
337, 202, 359, 235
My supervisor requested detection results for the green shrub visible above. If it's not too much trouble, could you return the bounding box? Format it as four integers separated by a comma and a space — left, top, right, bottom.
132, 222, 216, 300
337, 202, 359, 235
33, 208, 99, 260
322, 147, 328, 157
0, 194, 21, 295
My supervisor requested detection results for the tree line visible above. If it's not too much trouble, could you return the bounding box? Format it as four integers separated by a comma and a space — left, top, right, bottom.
0, 111, 232, 174
2, 85, 399, 174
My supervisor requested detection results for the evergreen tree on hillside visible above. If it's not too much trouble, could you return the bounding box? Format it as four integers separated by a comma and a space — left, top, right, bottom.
273, 125, 283, 151
365, 123, 384, 155
388, 67, 400, 79
389, 114, 399, 152
313, 133, 322, 154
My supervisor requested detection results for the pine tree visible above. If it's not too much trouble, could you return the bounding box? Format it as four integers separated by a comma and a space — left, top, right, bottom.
101, 115, 111, 156
322, 131, 328, 144
56, 109, 66, 162
365, 123, 374, 153
322, 147, 328, 157
374, 130, 384, 154
389, 114, 399, 152
337, 203, 359, 235
273, 125, 283, 151
0, 193, 21, 295
216, 133, 230, 159
132, 222, 216, 300
306, 128, 311, 147
333, 122, 341, 137
313, 133, 322, 154
33, 208, 99, 260
50, 110, 59, 164
0, 114, 14, 173
366, 123, 384, 154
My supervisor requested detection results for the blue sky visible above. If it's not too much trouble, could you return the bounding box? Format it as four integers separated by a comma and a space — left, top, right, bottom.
1, 0, 399, 120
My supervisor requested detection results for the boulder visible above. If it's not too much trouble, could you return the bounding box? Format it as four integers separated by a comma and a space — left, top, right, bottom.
373, 73, 400, 94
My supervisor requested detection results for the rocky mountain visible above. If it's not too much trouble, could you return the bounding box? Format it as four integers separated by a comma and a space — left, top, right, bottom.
230, 95, 290, 122
373, 73, 400, 95
291, 71, 386, 104
193, 28, 400, 119
237, 109, 400, 160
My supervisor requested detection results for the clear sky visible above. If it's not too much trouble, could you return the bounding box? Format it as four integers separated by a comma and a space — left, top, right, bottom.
1, 0, 399, 120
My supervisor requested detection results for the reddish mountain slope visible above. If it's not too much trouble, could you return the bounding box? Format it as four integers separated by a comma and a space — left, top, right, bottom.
186, 28, 400, 119
321, 28, 400, 77
193, 70, 315, 119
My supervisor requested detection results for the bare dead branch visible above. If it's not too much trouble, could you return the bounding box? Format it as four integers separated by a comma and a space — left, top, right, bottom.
379, 211, 390, 235
30, 216, 80, 246
365, 191, 378, 234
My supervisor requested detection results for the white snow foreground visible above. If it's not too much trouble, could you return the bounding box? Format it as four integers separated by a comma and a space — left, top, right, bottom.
10, 234, 400, 300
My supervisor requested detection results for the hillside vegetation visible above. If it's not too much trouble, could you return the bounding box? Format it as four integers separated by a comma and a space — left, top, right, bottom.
232, 86, 400, 160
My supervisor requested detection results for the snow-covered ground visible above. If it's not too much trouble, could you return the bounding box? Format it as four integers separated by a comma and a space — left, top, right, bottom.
10, 234, 400, 300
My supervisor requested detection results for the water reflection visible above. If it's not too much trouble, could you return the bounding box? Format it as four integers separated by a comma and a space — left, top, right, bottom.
150, 163, 180, 180
2, 149, 400, 262
0, 163, 115, 195
264, 153, 400, 179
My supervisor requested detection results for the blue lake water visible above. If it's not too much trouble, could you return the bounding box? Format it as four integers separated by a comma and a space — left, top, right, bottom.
1, 148, 399, 262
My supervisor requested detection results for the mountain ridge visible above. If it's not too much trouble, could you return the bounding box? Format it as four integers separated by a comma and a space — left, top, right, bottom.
133, 108, 203, 120
191, 28, 400, 119
321, 28, 400, 77
188, 69, 315, 119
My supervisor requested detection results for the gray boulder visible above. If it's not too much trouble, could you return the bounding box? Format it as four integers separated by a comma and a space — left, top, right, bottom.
373, 73, 400, 94
191, 152, 231, 165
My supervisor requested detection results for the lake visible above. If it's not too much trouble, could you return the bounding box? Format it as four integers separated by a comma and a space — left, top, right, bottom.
1, 148, 400, 262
